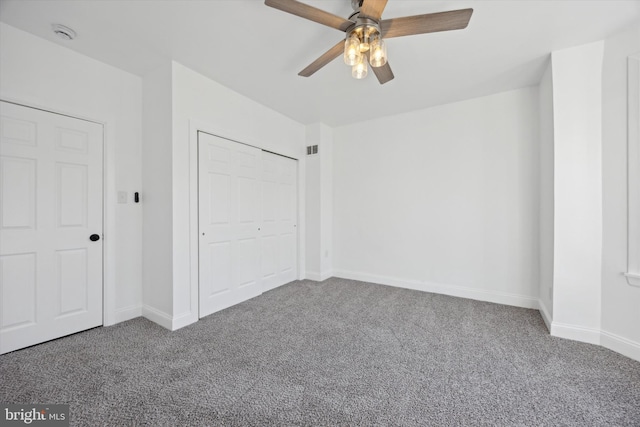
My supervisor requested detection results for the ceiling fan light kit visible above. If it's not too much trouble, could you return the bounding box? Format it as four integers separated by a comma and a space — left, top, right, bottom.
343, 17, 387, 79
352, 55, 368, 79
344, 33, 361, 65
369, 34, 387, 68
265, 0, 473, 84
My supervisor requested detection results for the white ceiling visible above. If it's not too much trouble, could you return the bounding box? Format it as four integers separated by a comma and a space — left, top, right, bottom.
1, 0, 639, 126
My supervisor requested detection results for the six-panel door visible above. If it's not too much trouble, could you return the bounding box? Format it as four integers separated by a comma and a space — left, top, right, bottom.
0, 101, 103, 354
260, 151, 298, 292
198, 132, 263, 317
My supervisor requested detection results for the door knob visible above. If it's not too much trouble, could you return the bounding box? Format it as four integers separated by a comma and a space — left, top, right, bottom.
89, 234, 100, 241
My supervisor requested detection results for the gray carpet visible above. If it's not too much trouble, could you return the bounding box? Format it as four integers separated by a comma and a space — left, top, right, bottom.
1, 278, 639, 426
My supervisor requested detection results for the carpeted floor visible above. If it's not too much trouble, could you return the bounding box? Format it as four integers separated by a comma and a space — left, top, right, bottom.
1, 278, 639, 426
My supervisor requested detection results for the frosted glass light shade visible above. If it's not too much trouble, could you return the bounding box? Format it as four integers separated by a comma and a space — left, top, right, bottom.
344, 34, 362, 66
369, 36, 387, 67
352, 56, 368, 79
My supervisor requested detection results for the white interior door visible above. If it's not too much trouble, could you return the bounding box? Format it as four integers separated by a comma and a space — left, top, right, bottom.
261, 151, 298, 292
198, 132, 262, 318
0, 101, 103, 354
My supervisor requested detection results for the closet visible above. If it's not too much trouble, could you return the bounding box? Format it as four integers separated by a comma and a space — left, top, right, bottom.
198, 132, 297, 317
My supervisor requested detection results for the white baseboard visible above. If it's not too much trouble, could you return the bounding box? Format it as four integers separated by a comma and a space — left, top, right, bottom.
538, 302, 640, 362
333, 270, 539, 309
171, 311, 197, 331
601, 330, 640, 362
143, 273, 640, 363
142, 305, 197, 331
110, 304, 142, 325
550, 324, 640, 362
305, 271, 333, 282
538, 299, 552, 332
142, 304, 173, 330
550, 321, 601, 345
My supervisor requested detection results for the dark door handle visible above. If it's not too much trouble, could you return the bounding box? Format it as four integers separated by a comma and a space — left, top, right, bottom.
89, 234, 100, 242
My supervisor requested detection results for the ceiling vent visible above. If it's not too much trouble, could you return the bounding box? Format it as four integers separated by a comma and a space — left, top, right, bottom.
306, 145, 319, 156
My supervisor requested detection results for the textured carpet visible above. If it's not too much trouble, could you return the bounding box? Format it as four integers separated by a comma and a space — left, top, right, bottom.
1, 278, 639, 426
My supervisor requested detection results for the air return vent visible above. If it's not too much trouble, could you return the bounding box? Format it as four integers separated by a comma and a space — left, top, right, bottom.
307, 145, 319, 156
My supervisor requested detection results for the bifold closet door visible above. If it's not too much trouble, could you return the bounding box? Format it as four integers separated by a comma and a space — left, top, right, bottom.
198, 133, 298, 319
0, 101, 103, 354
260, 151, 298, 292
198, 132, 263, 318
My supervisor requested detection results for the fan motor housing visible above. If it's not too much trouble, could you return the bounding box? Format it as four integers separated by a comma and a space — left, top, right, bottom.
351, 17, 381, 37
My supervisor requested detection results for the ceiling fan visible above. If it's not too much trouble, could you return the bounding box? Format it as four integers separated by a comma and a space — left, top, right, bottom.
264, 0, 473, 84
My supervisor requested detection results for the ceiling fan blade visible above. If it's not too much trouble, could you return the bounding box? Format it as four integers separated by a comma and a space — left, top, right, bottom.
381, 8, 473, 38
371, 61, 394, 84
299, 39, 345, 77
265, 0, 354, 32
359, 0, 388, 21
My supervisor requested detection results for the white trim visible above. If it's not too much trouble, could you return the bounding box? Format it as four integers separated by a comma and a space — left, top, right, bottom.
330, 270, 636, 361
142, 305, 173, 330
297, 158, 306, 282
111, 305, 142, 324
305, 271, 333, 282
550, 321, 601, 345
102, 117, 117, 326
333, 270, 539, 309
624, 273, 640, 287
549, 322, 640, 362
0, 96, 104, 125
141, 306, 201, 331
0, 97, 119, 327
172, 311, 195, 331
188, 119, 306, 323
538, 299, 552, 332
601, 330, 640, 362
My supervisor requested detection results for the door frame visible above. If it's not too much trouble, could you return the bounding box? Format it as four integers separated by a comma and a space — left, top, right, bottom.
0, 97, 113, 325
188, 119, 306, 321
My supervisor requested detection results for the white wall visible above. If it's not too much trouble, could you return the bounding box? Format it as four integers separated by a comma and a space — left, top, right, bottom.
305, 123, 333, 281
141, 62, 174, 320
0, 23, 143, 325
538, 59, 555, 325
550, 41, 604, 343
170, 62, 306, 329
601, 22, 640, 359
320, 128, 333, 278
627, 54, 640, 289
333, 88, 540, 308
305, 126, 322, 277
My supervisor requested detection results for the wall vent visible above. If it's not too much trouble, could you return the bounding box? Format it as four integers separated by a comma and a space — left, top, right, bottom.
307, 145, 319, 156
